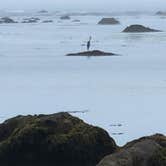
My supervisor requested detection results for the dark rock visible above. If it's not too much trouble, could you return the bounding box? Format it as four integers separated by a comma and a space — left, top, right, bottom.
38, 10, 48, 13
0, 112, 117, 166
97, 134, 166, 166
123, 24, 161, 33
0, 17, 17, 24
42, 20, 53, 23
72, 19, 80, 22
22, 17, 40, 23
156, 11, 166, 16
60, 15, 71, 20
66, 50, 118, 57
98, 18, 120, 25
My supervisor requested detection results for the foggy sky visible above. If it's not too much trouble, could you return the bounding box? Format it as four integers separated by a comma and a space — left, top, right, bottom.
1, 0, 166, 11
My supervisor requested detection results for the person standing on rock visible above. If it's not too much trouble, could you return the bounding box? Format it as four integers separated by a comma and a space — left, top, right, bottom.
87, 36, 92, 51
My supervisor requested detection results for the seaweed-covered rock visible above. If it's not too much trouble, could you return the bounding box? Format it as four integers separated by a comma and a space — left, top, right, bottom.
0, 17, 17, 24
98, 18, 120, 25
97, 134, 166, 166
0, 112, 117, 166
60, 15, 71, 20
123, 24, 161, 33
66, 50, 118, 57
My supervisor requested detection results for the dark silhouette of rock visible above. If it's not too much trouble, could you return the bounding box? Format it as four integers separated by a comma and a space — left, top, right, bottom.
38, 10, 48, 13
123, 24, 161, 33
0, 112, 117, 166
60, 15, 71, 20
22, 17, 40, 23
97, 134, 166, 166
0, 17, 17, 23
42, 20, 53, 23
98, 18, 120, 25
156, 11, 166, 16
66, 50, 118, 57
72, 19, 80, 22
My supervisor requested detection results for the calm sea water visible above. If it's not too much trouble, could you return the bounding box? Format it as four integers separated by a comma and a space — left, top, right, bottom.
0, 12, 166, 145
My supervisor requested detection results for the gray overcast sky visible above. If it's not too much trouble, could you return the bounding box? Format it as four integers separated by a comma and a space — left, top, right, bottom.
1, 0, 166, 11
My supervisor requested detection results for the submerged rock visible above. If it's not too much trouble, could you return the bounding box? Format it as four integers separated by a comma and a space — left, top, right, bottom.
97, 134, 166, 166
0, 112, 117, 166
98, 18, 120, 25
0, 17, 17, 23
60, 15, 71, 20
66, 50, 118, 57
123, 24, 161, 33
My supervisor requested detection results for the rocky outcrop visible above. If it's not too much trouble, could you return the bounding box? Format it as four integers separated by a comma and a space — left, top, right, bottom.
98, 18, 120, 25
97, 134, 166, 166
156, 11, 166, 16
0, 17, 17, 24
72, 19, 80, 22
22, 17, 40, 23
38, 10, 48, 13
42, 20, 53, 23
66, 50, 118, 57
60, 15, 71, 20
0, 112, 117, 166
123, 24, 161, 33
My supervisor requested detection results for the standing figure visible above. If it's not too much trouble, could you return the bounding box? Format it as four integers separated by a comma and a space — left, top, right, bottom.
87, 36, 92, 51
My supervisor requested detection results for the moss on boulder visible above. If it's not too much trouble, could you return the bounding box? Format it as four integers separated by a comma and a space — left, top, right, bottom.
0, 112, 117, 166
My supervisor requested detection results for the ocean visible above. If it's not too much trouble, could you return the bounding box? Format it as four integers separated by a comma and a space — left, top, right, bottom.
0, 10, 166, 145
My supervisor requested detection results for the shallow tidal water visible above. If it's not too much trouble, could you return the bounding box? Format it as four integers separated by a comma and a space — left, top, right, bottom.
0, 12, 166, 145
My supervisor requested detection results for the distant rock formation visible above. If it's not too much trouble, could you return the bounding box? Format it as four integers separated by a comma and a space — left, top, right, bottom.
98, 18, 120, 25
97, 134, 166, 166
72, 19, 80, 22
42, 20, 53, 23
0, 112, 117, 166
22, 17, 40, 23
156, 11, 166, 16
60, 15, 71, 20
123, 24, 161, 33
0, 17, 17, 24
66, 50, 118, 57
38, 10, 48, 13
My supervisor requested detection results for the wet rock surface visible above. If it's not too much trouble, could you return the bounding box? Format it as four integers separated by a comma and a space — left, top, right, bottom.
123, 24, 161, 33
98, 18, 120, 25
66, 50, 118, 56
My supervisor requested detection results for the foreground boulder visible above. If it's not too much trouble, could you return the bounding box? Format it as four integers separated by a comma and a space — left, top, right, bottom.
0, 112, 117, 166
97, 134, 166, 166
0, 17, 17, 23
98, 18, 120, 25
123, 24, 161, 33
66, 50, 118, 57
